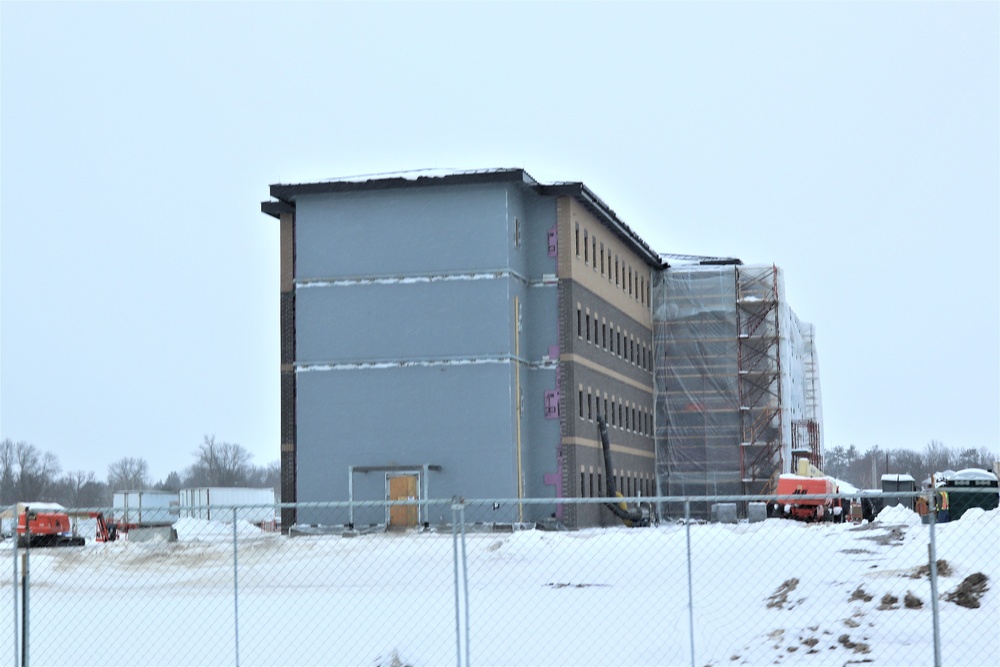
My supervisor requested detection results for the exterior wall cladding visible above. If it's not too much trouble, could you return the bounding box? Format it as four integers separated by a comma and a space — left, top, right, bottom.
261, 169, 807, 529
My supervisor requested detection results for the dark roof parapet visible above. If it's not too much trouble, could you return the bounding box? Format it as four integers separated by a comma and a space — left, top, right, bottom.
260, 168, 663, 267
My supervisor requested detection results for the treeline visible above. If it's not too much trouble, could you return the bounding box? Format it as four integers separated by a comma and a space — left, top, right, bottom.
0, 436, 279, 507
822, 440, 996, 489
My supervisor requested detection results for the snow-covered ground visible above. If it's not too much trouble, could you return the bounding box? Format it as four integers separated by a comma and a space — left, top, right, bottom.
2, 506, 996, 666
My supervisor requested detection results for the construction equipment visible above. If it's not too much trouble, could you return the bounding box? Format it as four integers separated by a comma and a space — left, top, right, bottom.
597, 413, 654, 527
16, 503, 86, 548
773, 459, 847, 522
90, 512, 120, 542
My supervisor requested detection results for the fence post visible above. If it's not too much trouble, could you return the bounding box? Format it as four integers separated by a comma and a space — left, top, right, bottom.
927, 505, 941, 667
685, 500, 695, 667
20, 532, 29, 667
233, 507, 241, 667
11, 518, 18, 667
452, 501, 462, 667
460, 503, 470, 667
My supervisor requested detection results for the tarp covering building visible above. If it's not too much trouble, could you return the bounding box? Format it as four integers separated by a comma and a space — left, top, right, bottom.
652, 264, 822, 512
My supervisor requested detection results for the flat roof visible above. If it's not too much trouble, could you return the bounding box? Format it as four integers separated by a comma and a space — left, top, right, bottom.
261, 168, 662, 267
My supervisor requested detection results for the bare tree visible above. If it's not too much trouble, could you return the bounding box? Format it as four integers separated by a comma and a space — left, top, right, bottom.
15, 441, 61, 500
186, 436, 253, 487
924, 439, 952, 477
0, 439, 16, 504
107, 457, 150, 492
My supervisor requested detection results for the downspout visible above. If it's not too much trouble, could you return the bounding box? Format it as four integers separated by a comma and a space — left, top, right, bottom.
514, 296, 524, 523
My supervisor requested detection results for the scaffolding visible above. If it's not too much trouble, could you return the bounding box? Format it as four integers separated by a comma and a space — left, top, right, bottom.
653, 264, 822, 511
736, 265, 783, 495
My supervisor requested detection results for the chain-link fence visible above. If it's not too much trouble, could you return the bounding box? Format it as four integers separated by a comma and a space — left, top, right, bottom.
2, 492, 997, 666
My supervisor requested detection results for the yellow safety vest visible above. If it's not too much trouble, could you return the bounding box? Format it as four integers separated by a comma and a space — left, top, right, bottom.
939, 491, 949, 510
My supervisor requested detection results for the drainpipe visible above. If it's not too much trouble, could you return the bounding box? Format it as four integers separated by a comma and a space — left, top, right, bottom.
514, 296, 524, 523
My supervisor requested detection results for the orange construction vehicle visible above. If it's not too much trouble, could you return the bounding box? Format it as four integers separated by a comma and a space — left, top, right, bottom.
16, 503, 86, 548
90, 511, 120, 542
774, 459, 845, 522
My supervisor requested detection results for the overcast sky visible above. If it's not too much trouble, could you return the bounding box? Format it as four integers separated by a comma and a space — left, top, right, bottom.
2, 2, 997, 484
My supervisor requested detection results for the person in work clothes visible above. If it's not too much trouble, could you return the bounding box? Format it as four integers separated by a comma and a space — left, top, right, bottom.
936, 490, 950, 523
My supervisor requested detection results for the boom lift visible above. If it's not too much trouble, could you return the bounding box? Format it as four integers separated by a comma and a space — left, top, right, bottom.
597, 413, 654, 527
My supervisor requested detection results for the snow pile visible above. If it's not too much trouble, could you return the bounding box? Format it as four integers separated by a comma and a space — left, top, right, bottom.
874, 502, 922, 526
172, 516, 265, 541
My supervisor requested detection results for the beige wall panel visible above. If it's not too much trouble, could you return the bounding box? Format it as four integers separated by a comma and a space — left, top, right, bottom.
280, 212, 295, 292
565, 199, 652, 327
556, 197, 573, 279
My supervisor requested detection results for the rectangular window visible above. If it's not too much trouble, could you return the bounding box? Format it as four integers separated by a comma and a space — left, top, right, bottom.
628, 267, 633, 296
611, 400, 616, 426
598, 473, 603, 497
584, 230, 589, 263
589, 473, 594, 498
608, 251, 613, 282
585, 313, 591, 343
602, 323, 607, 350
514, 217, 521, 249
618, 403, 623, 427
581, 472, 587, 498
600, 243, 604, 275
575, 224, 580, 257
617, 330, 622, 357
615, 257, 619, 285
587, 391, 593, 420
604, 396, 608, 421
577, 307, 582, 338
578, 390, 584, 418
592, 238, 597, 270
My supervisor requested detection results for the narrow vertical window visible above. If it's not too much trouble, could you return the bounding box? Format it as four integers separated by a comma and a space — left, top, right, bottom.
581, 472, 586, 498
592, 238, 597, 270
578, 389, 584, 418
585, 313, 591, 343
577, 307, 582, 338
514, 217, 521, 249
602, 323, 607, 350
587, 391, 593, 420
590, 473, 594, 498
604, 396, 608, 421
615, 257, 619, 285
584, 230, 589, 263
575, 224, 580, 257
600, 243, 604, 275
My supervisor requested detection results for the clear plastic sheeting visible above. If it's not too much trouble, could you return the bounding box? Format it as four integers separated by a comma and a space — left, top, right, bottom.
653, 264, 822, 511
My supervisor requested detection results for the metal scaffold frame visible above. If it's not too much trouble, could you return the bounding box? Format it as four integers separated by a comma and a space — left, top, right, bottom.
736, 265, 783, 494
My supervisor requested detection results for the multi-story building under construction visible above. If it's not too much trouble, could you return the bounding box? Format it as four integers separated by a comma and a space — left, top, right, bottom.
260, 169, 822, 527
